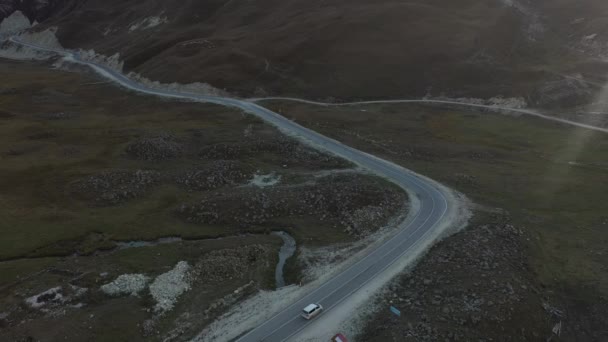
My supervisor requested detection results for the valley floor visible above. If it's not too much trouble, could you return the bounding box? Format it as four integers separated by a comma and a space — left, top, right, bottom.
0, 60, 406, 341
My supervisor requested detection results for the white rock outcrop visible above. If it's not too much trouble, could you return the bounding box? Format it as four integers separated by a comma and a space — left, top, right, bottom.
0, 11, 30, 37
129, 16, 168, 32
101, 274, 150, 296
149, 261, 192, 313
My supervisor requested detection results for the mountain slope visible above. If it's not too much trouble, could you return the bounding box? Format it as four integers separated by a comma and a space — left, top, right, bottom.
3, 0, 608, 104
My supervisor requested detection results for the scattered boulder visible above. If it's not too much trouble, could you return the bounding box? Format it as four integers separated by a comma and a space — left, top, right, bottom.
70, 169, 161, 206
176, 174, 405, 238
199, 133, 350, 169
359, 216, 550, 341
192, 245, 271, 283
126, 133, 183, 161
175, 160, 253, 191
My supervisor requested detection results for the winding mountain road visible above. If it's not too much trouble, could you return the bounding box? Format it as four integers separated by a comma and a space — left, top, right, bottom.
6, 37, 455, 341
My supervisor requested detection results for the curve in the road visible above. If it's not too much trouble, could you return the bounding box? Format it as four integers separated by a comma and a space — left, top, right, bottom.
250, 97, 608, 135
6, 37, 456, 342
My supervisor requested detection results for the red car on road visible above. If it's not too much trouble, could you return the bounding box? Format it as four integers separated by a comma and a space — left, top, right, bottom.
331, 333, 348, 342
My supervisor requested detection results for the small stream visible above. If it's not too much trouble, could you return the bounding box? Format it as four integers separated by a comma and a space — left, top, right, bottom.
271, 231, 297, 288
114, 237, 183, 250
4, 232, 297, 289
114, 232, 297, 288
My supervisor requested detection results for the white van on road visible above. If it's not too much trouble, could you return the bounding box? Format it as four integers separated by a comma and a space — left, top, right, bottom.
301, 303, 323, 320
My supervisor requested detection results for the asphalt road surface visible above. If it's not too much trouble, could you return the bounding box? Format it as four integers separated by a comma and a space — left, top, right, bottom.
7, 37, 452, 341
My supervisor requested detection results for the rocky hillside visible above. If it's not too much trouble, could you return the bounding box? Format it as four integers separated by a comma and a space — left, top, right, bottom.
2, 0, 608, 105
0, 0, 75, 23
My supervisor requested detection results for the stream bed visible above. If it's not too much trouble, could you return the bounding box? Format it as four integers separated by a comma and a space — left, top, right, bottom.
4, 232, 298, 289
271, 231, 297, 288
105, 232, 296, 288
